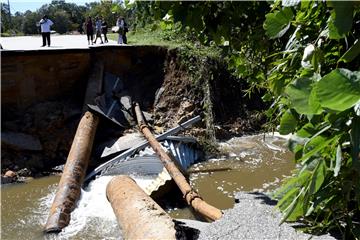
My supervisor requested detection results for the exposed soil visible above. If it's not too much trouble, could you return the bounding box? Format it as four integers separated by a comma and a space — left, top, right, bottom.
1, 46, 266, 183
152, 49, 267, 140
1, 100, 82, 182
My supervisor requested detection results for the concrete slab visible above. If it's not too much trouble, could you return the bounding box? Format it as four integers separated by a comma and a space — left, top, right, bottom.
0, 34, 120, 51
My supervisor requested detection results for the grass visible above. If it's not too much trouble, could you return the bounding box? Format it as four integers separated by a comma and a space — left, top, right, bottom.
108, 27, 222, 59
1, 31, 24, 37
108, 28, 182, 48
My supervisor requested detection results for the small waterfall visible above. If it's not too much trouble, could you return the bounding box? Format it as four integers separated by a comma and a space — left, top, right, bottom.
42, 175, 158, 240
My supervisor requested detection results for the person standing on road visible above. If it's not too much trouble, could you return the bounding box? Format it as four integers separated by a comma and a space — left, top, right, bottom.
39, 15, 53, 47
123, 17, 128, 44
93, 17, 104, 44
85, 16, 94, 45
116, 16, 125, 44
101, 17, 108, 43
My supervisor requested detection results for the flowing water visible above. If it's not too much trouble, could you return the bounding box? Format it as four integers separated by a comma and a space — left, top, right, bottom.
1, 133, 294, 239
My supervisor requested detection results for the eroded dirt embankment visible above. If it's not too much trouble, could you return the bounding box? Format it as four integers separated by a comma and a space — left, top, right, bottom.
1, 46, 266, 182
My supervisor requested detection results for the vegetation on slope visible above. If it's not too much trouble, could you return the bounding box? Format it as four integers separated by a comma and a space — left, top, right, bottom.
129, 1, 360, 238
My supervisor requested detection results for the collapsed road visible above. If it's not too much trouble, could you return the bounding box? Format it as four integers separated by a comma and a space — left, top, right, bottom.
1, 45, 335, 239
41, 47, 222, 235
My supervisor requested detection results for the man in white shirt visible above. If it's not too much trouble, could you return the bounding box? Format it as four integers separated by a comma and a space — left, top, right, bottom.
39, 15, 54, 47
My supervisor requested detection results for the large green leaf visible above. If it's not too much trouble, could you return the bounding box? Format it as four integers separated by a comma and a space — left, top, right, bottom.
315, 69, 360, 111
281, 187, 305, 223
304, 160, 327, 213
309, 160, 326, 195
327, 1, 354, 39
297, 123, 317, 138
338, 39, 360, 63
279, 110, 297, 134
264, 7, 293, 39
285, 77, 322, 115
298, 136, 339, 164
277, 187, 299, 210
269, 73, 287, 96
308, 88, 323, 114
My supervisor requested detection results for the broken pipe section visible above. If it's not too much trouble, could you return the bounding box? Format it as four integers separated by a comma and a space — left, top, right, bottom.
106, 175, 176, 240
44, 111, 99, 233
134, 103, 222, 221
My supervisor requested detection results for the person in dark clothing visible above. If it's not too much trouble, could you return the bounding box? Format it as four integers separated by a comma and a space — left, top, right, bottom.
101, 18, 108, 43
93, 17, 103, 44
116, 16, 128, 44
123, 17, 128, 44
85, 16, 94, 45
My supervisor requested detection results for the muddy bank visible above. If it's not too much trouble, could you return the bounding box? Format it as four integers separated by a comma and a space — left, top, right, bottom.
1, 100, 81, 182
1, 46, 266, 181
153, 49, 267, 141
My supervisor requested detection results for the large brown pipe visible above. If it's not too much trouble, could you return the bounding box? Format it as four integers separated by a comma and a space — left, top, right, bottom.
44, 111, 99, 233
134, 103, 222, 221
106, 175, 176, 240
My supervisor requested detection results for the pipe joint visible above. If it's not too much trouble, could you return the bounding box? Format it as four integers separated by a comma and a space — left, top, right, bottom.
139, 124, 147, 131
184, 190, 202, 205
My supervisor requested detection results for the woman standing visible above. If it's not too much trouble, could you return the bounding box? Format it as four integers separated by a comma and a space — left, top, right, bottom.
85, 16, 94, 45
93, 17, 104, 44
101, 17, 108, 43
116, 16, 125, 44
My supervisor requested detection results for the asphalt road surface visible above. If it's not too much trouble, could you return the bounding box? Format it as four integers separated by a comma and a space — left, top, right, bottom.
0, 34, 118, 50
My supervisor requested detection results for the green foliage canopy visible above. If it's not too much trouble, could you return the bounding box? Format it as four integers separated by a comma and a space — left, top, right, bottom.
131, 1, 360, 238
264, 1, 360, 238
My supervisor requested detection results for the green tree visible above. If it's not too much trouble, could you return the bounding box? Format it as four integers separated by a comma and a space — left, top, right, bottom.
12, 12, 24, 33
52, 10, 71, 34
1, 3, 11, 33
38, 0, 88, 32
22, 10, 41, 34
85, 0, 125, 27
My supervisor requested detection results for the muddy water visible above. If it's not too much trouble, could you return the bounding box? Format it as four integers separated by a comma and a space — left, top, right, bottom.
1, 133, 294, 239
1, 175, 156, 239
169, 133, 295, 219
1, 176, 61, 240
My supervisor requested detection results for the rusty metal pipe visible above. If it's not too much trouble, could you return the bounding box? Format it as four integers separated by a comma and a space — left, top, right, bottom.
134, 103, 222, 221
106, 175, 176, 240
44, 111, 99, 233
